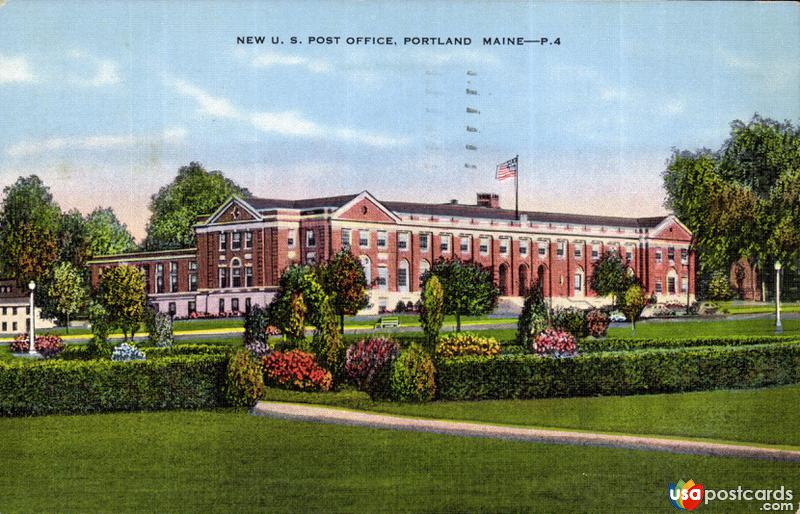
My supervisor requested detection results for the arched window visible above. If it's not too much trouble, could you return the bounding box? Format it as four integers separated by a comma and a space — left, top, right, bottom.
419, 259, 430, 282
359, 255, 372, 287
231, 258, 242, 288
398, 259, 410, 293
498, 263, 509, 296
518, 264, 529, 297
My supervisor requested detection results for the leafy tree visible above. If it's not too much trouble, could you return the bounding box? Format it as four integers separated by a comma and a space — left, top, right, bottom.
318, 249, 369, 332
310, 299, 344, 377
419, 274, 444, 353
621, 285, 648, 335
589, 252, 637, 306
516, 280, 548, 345
144, 162, 251, 250
243, 304, 272, 345
85, 207, 137, 256
144, 307, 174, 347
96, 265, 147, 341
58, 209, 91, 269
46, 262, 87, 333
1, 222, 58, 288
422, 258, 499, 332
87, 301, 112, 356
269, 265, 328, 344
284, 293, 307, 348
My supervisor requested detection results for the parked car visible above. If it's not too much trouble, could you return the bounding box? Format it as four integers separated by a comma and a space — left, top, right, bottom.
609, 311, 627, 322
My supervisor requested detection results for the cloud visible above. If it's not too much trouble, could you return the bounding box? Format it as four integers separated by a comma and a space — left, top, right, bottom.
0, 53, 35, 84
6, 128, 186, 158
250, 51, 331, 73
68, 50, 121, 87
721, 49, 800, 92
169, 77, 408, 147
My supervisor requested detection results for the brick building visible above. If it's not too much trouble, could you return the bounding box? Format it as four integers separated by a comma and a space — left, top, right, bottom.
88, 191, 696, 316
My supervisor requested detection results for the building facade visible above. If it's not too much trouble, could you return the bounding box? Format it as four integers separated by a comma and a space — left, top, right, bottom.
0, 279, 55, 335
88, 191, 696, 316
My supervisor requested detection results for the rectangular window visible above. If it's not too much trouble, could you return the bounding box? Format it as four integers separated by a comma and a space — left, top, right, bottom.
168, 302, 176, 316
377, 267, 388, 291
574, 245, 582, 258
460, 236, 470, 254
245, 297, 252, 313
219, 232, 227, 251
188, 301, 196, 316
231, 298, 240, 312
655, 280, 663, 294
218, 268, 228, 289
398, 232, 409, 251
12, 307, 17, 316
398, 267, 408, 289
574, 274, 583, 292
142, 264, 151, 293
26, 306, 30, 315
420, 233, 429, 252
440, 234, 451, 253
668, 277, 676, 294
1, 322, 6, 332
359, 230, 370, 248
539, 242, 547, 256
245, 267, 253, 287
189, 274, 197, 292
681, 249, 688, 265
156, 264, 164, 293
12, 321, 17, 332
668, 247, 675, 264
170, 262, 179, 293
499, 238, 509, 255
377, 231, 388, 249
306, 229, 316, 248
232, 267, 242, 288
557, 241, 566, 258
592, 245, 599, 260
341, 228, 351, 249
480, 237, 490, 255
245, 231, 253, 249
287, 229, 296, 249
219, 298, 225, 313
1, 307, 5, 315
520, 240, 529, 256
232, 232, 242, 250
681, 277, 688, 293
656, 249, 663, 264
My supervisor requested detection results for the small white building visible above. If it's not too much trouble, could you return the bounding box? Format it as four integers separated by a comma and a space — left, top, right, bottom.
0, 279, 55, 335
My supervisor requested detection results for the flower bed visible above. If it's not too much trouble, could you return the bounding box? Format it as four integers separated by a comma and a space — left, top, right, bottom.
435, 332, 501, 358
262, 350, 332, 391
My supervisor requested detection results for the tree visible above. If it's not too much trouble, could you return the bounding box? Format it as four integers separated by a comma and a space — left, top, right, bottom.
621, 285, 648, 335
1, 222, 58, 287
58, 209, 91, 269
269, 265, 328, 345
144, 162, 251, 250
318, 249, 369, 332
85, 207, 137, 256
284, 293, 307, 348
419, 275, 444, 354
46, 262, 87, 333
422, 258, 499, 332
96, 265, 147, 341
589, 252, 637, 306
516, 279, 548, 345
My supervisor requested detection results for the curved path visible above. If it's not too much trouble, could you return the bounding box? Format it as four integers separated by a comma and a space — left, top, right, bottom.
253, 401, 800, 462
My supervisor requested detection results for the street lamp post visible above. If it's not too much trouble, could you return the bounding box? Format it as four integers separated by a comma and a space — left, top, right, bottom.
774, 261, 783, 334
27, 281, 41, 356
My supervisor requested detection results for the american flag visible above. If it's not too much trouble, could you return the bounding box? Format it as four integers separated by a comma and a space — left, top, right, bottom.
495, 156, 518, 181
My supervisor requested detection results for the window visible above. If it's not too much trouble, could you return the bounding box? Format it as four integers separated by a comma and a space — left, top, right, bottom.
359, 230, 370, 248
574, 273, 583, 292
656, 248, 663, 263
156, 264, 164, 293
681, 277, 689, 293
306, 229, 316, 248
681, 249, 688, 265
556, 241, 566, 258
591, 245, 599, 260
231, 258, 242, 288
341, 228, 351, 249
245, 298, 252, 313
12, 307, 17, 316
499, 238, 509, 255
152, 303, 160, 313
12, 322, 17, 332
26, 306, 30, 315
538, 242, 547, 256
419, 260, 430, 281
1, 322, 6, 332
440, 234, 451, 253
1, 307, 5, 315
232, 232, 242, 250
574, 245, 582, 258
219, 232, 227, 251
245, 231, 253, 249
287, 229, 296, 249
189, 261, 197, 292
168, 302, 176, 316
245, 267, 253, 287
142, 264, 151, 293
377, 266, 388, 291
460, 236, 470, 254
218, 267, 228, 289
655, 279, 663, 294
520, 240, 529, 256
626, 248, 633, 262
170, 262, 178, 293
480, 237, 490, 255
668, 276, 676, 294
668, 247, 675, 264
360, 256, 372, 285
420, 233, 429, 252
219, 298, 225, 314
377, 231, 388, 249
188, 301, 196, 316
398, 232, 409, 251
398, 260, 409, 292
231, 298, 240, 312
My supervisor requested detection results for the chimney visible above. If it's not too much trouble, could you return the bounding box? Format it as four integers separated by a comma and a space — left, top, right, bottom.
477, 193, 500, 209
450, 199, 458, 205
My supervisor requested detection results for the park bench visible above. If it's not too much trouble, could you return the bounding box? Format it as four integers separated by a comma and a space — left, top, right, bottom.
374, 316, 400, 329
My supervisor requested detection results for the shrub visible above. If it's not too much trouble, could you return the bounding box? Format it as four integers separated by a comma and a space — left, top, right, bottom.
245, 339, 271, 358
436, 332, 501, 358
10, 333, 29, 353
10, 334, 65, 359
310, 300, 344, 379
243, 304, 271, 345
516, 284, 548, 346
145, 310, 174, 347
225, 350, 264, 408
345, 337, 400, 399
436, 342, 800, 401
390, 343, 436, 402
87, 301, 112, 356
586, 309, 610, 338
111, 343, 146, 361
0, 354, 228, 416
707, 271, 734, 300
419, 275, 444, 354
622, 285, 648, 334
394, 300, 407, 313
551, 308, 588, 339
262, 350, 332, 392
531, 329, 577, 358
578, 335, 795, 353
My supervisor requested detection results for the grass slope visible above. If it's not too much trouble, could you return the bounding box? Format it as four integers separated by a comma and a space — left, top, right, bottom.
0, 410, 797, 513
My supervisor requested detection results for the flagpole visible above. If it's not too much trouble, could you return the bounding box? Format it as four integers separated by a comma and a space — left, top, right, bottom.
515, 154, 519, 220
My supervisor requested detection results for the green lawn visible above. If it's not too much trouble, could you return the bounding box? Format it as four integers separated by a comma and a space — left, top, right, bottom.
608, 318, 799, 338
718, 301, 800, 315
0, 410, 797, 513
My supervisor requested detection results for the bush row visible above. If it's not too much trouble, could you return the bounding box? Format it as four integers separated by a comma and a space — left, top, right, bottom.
578, 335, 797, 353
58, 343, 231, 361
436, 342, 800, 401
0, 354, 228, 416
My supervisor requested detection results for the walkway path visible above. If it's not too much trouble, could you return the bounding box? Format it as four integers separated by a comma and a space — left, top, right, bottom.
252, 401, 800, 462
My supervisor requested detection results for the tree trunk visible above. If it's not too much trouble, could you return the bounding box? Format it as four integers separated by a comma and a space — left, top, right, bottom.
456, 312, 461, 332
66, 313, 70, 335
631, 320, 636, 336
339, 314, 344, 334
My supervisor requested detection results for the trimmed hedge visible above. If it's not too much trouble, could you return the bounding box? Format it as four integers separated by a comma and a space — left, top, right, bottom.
578, 335, 797, 353
437, 342, 800, 401
0, 354, 228, 416
58, 343, 231, 361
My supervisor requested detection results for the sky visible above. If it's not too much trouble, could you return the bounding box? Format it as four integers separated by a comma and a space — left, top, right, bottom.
0, 1, 798, 241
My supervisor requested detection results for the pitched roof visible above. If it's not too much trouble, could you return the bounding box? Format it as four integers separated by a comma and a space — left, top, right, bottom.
249, 194, 358, 211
